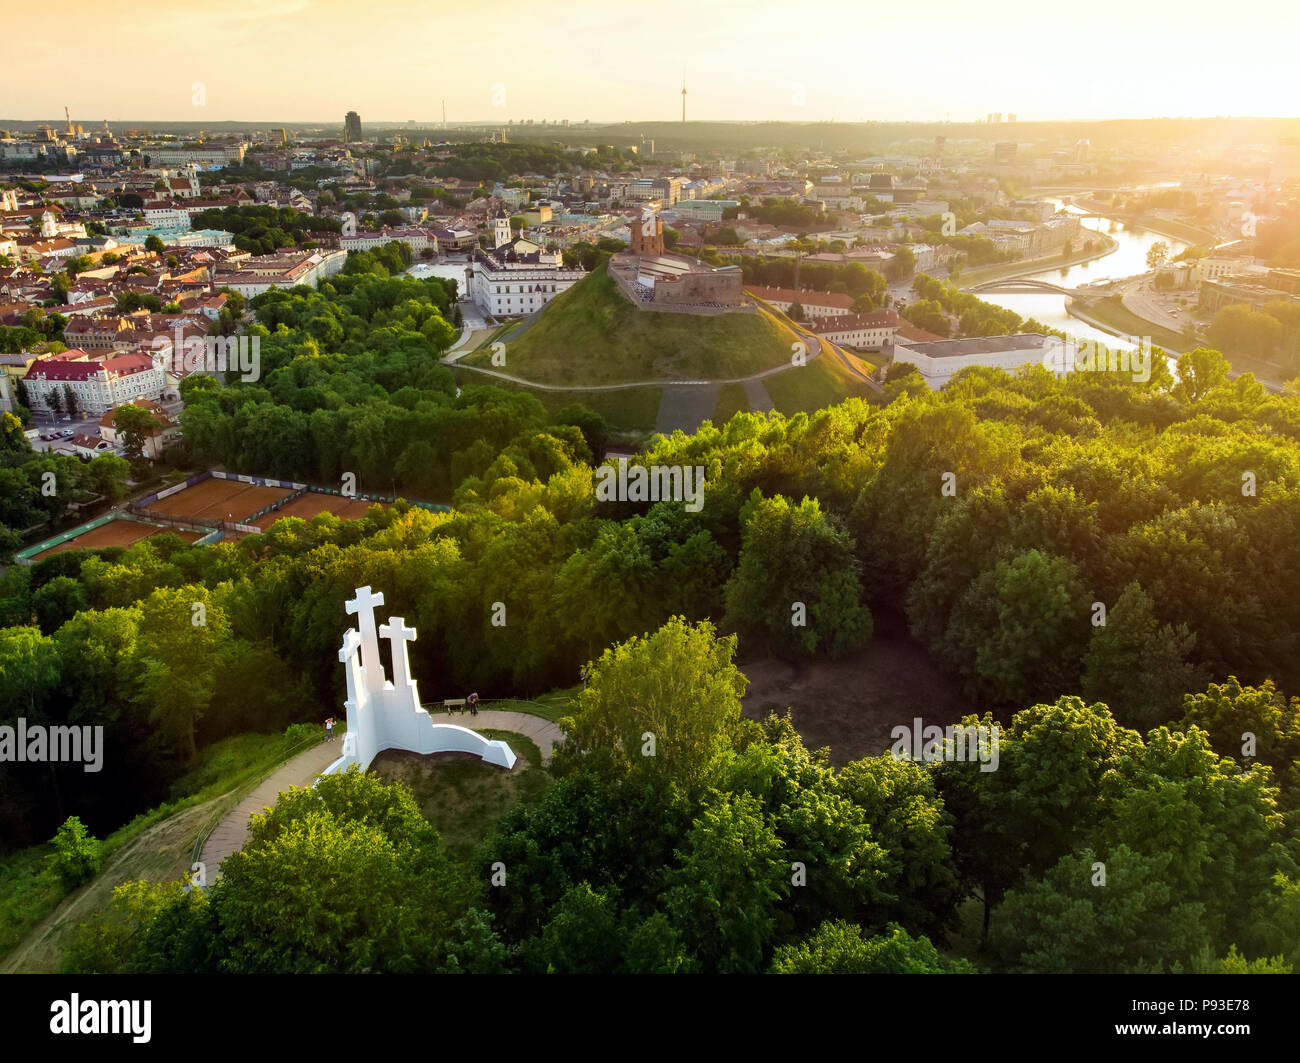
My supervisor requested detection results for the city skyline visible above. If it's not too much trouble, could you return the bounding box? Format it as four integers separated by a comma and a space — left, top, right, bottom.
5, 0, 1299, 125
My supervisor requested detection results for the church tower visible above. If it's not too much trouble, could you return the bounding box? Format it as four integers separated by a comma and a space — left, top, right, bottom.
494, 214, 512, 249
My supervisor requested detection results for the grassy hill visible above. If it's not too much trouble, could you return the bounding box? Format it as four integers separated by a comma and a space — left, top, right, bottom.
461, 261, 806, 386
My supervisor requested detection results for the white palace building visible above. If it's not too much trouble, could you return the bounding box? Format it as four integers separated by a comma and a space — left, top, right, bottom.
466, 214, 585, 317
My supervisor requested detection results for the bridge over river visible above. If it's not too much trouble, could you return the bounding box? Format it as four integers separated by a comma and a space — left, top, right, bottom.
968, 278, 1097, 298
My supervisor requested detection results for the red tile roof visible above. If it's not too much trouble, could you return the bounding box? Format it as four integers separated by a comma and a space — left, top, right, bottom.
746, 285, 855, 309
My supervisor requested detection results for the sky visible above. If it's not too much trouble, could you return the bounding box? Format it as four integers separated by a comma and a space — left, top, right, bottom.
4, 0, 1298, 125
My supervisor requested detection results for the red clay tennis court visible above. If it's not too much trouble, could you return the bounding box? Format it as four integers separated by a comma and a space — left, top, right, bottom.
147, 478, 292, 523
251, 491, 384, 530
32, 518, 204, 559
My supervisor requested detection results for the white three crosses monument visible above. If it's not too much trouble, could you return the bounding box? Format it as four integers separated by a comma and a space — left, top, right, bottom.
321, 585, 516, 776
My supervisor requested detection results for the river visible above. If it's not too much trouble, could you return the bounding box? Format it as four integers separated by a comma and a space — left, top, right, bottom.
975, 199, 1190, 351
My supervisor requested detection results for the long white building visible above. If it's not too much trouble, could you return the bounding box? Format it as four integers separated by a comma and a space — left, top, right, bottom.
341, 227, 438, 256
888, 333, 1067, 389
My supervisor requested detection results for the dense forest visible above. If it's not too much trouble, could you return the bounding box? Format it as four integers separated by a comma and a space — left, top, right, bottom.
4, 249, 1300, 973
429, 142, 634, 183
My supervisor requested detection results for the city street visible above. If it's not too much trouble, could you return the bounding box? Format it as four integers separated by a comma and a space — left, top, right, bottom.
1122, 278, 1197, 333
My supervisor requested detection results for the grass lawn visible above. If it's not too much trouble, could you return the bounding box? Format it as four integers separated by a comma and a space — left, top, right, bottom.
571, 387, 663, 432
371, 733, 550, 862
713, 382, 750, 424
764, 352, 874, 415
459, 372, 662, 433
462, 262, 804, 385
471, 322, 518, 351
473, 691, 576, 724
0, 846, 64, 962
1073, 297, 1187, 351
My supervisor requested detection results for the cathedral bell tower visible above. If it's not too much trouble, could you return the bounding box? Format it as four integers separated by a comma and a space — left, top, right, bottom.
494, 214, 512, 249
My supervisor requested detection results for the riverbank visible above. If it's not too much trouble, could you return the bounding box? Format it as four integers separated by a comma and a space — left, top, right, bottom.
1066, 297, 1188, 351
957, 230, 1119, 288
1070, 296, 1290, 391
1071, 197, 1219, 247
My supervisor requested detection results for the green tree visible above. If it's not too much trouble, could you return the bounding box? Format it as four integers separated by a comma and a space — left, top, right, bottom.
1081, 582, 1199, 730
771, 920, 974, 973
933, 697, 1141, 941
131, 586, 229, 759
558, 617, 745, 790
32, 576, 89, 635
1098, 725, 1283, 950
61, 879, 184, 973
724, 491, 872, 658
112, 403, 163, 461
211, 769, 467, 973
990, 845, 1209, 973
939, 548, 1090, 705
86, 453, 131, 500
51, 816, 102, 888
886, 245, 916, 281
1181, 677, 1300, 792
663, 791, 788, 973
1174, 346, 1230, 403
0, 626, 62, 718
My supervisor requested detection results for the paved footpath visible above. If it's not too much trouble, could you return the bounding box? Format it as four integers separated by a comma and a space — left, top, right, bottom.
438, 710, 565, 765
199, 712, 564, 876
200, 738, 342, 879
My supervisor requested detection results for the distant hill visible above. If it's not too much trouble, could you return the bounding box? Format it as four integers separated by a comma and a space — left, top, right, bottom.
461, 260, 806, 386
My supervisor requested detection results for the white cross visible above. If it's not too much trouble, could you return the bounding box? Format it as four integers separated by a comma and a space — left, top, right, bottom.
338, 628, 363, 707
379, 616, 417, 691
345, 586, 386, 692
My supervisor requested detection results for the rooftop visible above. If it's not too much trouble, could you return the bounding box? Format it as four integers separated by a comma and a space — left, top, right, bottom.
893, 333, 1049, 359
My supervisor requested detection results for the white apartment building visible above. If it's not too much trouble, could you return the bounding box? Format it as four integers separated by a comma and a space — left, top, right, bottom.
147, 144, 246, 166
144, 206, 193, 230
212, 249, 346, 297
808, 310, 899, 349
340, 227, 438, 256
1197, 256, 1250, 283
23, 352, 166, 416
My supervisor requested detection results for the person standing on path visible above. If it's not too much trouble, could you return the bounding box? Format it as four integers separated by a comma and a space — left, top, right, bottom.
467, 692, 479, 717
325, 717, 335, 741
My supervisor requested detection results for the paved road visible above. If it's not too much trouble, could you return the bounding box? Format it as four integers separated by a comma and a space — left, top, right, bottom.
445, 327, 494, 360
743, 379, 775, 412
1121, 280, 1189, 333
656, 383, 721, 434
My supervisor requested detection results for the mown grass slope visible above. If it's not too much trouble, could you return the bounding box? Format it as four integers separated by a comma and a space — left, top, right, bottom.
462, 261, 804, 385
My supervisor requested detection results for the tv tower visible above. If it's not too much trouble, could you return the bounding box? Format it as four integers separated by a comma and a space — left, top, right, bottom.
681, 71, 686, 124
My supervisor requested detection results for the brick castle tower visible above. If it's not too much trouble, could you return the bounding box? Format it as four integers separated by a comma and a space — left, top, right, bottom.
629, 211, 664, 257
